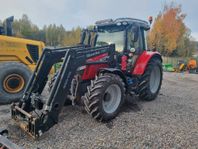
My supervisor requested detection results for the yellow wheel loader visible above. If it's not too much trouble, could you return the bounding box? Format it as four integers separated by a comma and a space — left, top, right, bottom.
0, 16, 45, 104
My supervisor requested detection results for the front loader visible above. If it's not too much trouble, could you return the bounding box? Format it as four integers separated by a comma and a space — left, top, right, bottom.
11, 18, 163, 139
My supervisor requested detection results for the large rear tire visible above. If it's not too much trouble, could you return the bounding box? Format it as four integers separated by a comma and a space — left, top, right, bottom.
139, 59, 163, 101
83, 73, 125, 122
0, 62, 32, 104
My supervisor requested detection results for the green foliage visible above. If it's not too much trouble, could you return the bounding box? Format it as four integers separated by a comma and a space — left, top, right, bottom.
63, 27, 81, 46
3, 14, 82, 46
13, 14, 40, 39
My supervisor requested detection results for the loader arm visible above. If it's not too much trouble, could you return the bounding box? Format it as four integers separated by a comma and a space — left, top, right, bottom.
11, 44, 115, 138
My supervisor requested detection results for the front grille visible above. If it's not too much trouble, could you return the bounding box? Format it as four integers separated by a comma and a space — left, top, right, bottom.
26, 44, 39, 63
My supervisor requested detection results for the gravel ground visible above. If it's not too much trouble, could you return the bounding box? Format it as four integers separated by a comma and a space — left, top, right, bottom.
0, 72, 198, 149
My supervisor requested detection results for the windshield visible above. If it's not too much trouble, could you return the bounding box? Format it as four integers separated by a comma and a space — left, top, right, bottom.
96, 30, 125, 52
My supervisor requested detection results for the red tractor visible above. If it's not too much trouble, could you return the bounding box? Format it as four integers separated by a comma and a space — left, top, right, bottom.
11, 18, 162, 138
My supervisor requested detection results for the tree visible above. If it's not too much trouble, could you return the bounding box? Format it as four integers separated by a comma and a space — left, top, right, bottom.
63, 27, 81, 46
5, 14, 82, 46
12, 14, 40, 40
148, 3, 195, 57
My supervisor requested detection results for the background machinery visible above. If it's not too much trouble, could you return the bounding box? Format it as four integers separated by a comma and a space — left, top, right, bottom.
11, 18, 163, 138
187, 58, 198, 73
175, 58, 198, 73
0, 16, 45, 104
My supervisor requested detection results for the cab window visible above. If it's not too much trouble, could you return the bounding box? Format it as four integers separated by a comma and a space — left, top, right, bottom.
127, 26, 146, 54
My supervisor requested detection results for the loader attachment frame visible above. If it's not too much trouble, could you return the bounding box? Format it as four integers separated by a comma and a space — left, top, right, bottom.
11, 44, 115, 138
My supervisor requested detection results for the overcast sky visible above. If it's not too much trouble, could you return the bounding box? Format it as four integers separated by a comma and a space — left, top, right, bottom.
0, 0, 198, 40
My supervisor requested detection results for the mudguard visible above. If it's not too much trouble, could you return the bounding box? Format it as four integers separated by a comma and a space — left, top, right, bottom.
132, 51, 162, 75
99, 68, 127, 83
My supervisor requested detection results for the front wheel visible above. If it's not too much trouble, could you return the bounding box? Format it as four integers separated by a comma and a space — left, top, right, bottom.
139, 59, 163, 101
83, 73, 125, 122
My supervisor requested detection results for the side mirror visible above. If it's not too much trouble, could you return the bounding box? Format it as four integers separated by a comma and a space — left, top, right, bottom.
148, 16, 153, 25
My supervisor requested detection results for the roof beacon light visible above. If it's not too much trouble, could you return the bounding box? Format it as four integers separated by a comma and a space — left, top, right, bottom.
148, 16, 153, 25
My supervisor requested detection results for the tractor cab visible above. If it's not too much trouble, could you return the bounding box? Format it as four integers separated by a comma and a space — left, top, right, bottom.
87, 18, 151, 73
95, 18, 150, 54
80, 18, 152, 73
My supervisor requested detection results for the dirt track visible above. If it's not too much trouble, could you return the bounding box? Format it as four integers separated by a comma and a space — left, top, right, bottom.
0, 72, 198, 148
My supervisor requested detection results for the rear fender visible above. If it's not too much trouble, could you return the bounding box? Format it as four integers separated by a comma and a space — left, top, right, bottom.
132, 51, 162, 75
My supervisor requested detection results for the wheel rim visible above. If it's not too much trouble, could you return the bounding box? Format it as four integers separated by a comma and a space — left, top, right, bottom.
149, 66, 161, 94
3, 74, 25, 93
102, 84, 122, 114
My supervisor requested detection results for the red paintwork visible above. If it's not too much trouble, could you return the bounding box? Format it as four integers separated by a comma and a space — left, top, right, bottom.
121, 55, 127, 71
132, 51, 161, 75
81, 50, 161, 80
81, 53, 108, 80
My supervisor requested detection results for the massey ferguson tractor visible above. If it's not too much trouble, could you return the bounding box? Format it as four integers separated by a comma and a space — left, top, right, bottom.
11, 18, 163, 138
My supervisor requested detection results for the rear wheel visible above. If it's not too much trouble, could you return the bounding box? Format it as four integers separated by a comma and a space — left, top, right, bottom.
0, 62, 32, 104
139, 59, 162, 101
83, 73, 125, 122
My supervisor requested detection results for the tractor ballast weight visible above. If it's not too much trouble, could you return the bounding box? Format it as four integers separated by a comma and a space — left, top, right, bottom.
11, 18, 163, 138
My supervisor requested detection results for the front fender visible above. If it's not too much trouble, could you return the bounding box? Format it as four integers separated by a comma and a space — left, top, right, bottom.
132, 51, 162, 75
99, 68, 127, 84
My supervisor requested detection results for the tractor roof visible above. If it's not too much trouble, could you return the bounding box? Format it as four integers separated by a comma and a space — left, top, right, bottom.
95, 18, 150, 30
